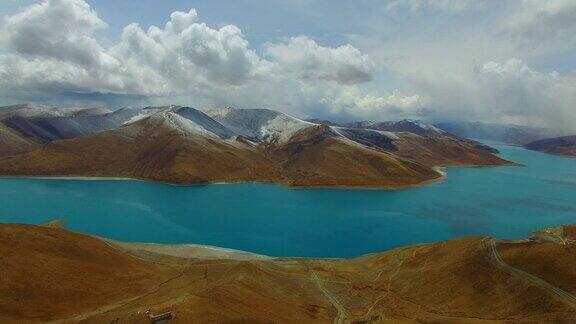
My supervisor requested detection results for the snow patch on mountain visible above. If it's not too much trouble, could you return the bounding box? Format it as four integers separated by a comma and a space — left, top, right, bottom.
147, 110, 217, 137
125, 106, 237, 140
0, 105, 143, 142
122, 108, 164, 126
0, 105, 79, 119
205, 107, 315, 143
331, 126, 398, 151
175, 107, 235, 139
345, 119, 445, 136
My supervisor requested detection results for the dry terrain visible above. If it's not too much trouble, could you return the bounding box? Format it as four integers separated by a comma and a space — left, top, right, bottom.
0, 106, 514, 189
524, 136, 576, 157
1, 223, 576, 323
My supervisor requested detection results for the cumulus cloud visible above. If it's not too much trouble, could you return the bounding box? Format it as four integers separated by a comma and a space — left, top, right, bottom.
3, 0, 108, 66
1, 0, 574, 129
409, 58, 576, 130
0, 0, 374, 102
504, 0, 576, 45
113, 10, 265, 91
318, 89, 430, 120
265, 36, 373, 85
474, 59, 576, 128
386, 0, 485, 12
341, 90, 426, 111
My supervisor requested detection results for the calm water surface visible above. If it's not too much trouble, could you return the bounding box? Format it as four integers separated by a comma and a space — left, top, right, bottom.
1, 142, 575, 257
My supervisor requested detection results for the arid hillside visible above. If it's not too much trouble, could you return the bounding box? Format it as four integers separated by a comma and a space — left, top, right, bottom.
0, 105, 514, 188
525, 135, 576, 157
0, 123, 39, 156
1, 223, 576, 323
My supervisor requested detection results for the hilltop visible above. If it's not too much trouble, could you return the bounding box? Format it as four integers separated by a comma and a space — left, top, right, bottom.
1, 223, 575, 322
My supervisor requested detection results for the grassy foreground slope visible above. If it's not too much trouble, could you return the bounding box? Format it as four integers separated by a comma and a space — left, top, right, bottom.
1, 223, 576, 323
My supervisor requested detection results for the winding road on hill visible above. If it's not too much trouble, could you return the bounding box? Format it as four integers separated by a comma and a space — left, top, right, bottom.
311, 271, 348, 324
486, 238, 576, 309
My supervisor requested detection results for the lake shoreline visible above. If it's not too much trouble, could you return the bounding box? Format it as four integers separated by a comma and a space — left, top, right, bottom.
1, 142, 572, 258
0, 170, 449, 190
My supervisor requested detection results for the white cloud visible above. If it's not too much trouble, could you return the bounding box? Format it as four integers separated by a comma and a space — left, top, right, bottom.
505, 0, 576, 45
265, 36, 373, 85
1, 0, 575, 130
347, 90, 427, 112
386, 0, 485, 12
408, 58, 576, 130
355, 91, 428, 110
318, 88, 429, 120
0, 0, 374, 101
165, 8, 198, 34
112, 13, 265, 90
3, 0, 108, 66
475, 59, 576, 128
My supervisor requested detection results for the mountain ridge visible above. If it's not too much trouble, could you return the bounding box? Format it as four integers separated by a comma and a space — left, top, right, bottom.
524, 135, 576, 157
435, 121, 569, 145
0, 105, 514, 188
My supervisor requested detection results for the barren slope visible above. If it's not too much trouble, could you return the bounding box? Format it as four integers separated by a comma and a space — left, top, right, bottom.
0, 123, 39, 156
524, 135, 576, 157
272, 125, 442, 188
0, 113, 279, 184
0, 105, 515, 188
2, 224, 576, 323
0, 224, 177, 322
392, 133, 513, 166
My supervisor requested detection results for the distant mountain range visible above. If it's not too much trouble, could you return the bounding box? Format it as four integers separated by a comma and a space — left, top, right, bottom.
0, 105, 512, 188
524, 135, 576, 157
434, 121, 569, 145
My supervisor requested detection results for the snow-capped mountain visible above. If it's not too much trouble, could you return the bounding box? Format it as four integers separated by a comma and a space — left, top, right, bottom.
205, 107, 314, 144
121, 106, 236, 140
0, 104, 140, 143
0, 104, 513, 188
344, 119, 445, 137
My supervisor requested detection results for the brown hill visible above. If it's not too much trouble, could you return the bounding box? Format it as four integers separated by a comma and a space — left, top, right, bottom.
0, 106, 514, 188
524, 135, 576, 157
0, 123, 39, 156
0, 114, 280, 184
1, 223, 576, 323
392, 133, 509, 166
269, 125, 442, 188
0, 118, 441, 188
0, 224, 177, 322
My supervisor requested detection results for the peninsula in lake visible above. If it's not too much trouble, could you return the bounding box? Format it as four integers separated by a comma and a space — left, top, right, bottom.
525, 135, 576, 157
0, 104, 512, 189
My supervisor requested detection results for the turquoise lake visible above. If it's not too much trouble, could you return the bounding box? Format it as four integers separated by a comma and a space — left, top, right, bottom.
0, 142, 575, 258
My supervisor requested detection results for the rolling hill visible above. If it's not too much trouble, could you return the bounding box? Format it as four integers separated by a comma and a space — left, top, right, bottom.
525, 135, 576, 157
1, 223, 575, 322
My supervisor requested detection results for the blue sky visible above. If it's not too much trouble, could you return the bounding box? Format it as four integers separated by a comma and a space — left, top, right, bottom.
2, 0, 359, 47
0, 0, 575, 129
